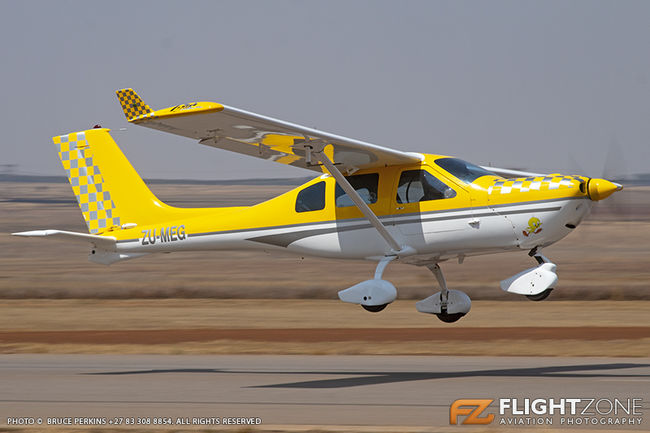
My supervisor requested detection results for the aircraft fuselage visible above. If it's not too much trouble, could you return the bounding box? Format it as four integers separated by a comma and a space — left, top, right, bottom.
101, 155, 594, 265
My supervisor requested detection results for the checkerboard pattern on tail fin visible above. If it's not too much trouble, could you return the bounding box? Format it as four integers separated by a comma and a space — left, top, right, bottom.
54, 131, 120, 233
116, 88, 154, 122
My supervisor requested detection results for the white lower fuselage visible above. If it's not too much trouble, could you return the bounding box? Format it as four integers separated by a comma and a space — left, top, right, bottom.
109, 197, 592, 265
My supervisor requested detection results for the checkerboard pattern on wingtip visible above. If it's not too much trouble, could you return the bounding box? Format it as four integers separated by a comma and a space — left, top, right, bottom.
53, 132, 121, 234
488, 175, 584, 195
116, 88, 154, 122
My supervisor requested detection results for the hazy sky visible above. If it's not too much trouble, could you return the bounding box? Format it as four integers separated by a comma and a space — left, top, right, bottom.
2, 0, 649, 180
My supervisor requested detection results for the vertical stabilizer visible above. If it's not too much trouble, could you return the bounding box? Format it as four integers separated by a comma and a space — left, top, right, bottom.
53, 128, 177, 234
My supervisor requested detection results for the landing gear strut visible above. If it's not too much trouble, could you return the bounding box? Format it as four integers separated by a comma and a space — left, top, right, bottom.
416, 263, 471, 323
429, 264, 463, 323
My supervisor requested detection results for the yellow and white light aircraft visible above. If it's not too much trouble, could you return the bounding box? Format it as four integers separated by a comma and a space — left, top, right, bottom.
14, 89, 622, 322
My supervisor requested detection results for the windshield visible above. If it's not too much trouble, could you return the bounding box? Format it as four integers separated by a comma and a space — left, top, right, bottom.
435, 158, 496, 184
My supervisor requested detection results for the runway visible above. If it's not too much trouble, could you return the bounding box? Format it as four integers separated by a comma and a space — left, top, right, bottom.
1, 355, 649, 429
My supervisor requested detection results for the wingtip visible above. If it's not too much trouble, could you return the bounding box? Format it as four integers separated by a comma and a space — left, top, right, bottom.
115, 88, 153, 122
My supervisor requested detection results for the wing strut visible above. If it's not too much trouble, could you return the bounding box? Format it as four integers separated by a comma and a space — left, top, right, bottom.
315, 150, 409, 255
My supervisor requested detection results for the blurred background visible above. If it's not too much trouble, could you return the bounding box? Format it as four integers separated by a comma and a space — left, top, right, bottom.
0, 1, 648, 365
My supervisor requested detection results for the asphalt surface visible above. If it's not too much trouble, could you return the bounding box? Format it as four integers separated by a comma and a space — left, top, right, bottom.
1, 355, 649, 429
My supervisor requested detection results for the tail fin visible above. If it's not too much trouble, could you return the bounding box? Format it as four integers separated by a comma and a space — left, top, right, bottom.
116, 88, 154, 122
53, 128, 177, 234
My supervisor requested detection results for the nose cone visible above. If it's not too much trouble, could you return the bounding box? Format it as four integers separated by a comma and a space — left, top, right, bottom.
588, 178, 623, 201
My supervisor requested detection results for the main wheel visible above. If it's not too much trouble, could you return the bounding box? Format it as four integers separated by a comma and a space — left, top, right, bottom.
435, 312, 466, 323
362, 304, 388, 313
526, 288, 553, 301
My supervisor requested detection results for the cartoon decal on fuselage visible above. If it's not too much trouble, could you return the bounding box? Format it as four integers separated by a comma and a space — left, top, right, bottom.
522, 217, 543, 237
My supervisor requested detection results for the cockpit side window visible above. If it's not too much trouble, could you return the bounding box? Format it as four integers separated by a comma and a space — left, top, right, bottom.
295, 181, 326, 212
435, 157, 496, 184
334, 173, 379, 207
396, 170, 456, 204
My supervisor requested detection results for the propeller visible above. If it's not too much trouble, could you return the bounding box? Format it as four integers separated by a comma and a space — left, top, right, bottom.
598, 138, 628, 219
569, 138, 628, 220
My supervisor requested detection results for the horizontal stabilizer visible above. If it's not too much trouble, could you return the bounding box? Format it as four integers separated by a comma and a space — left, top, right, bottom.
12, 230, 116, 248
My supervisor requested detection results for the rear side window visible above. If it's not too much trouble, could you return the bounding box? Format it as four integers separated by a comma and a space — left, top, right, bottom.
295, 181, 326, 212
396, 170, 456, 203
335, 173, 379, 207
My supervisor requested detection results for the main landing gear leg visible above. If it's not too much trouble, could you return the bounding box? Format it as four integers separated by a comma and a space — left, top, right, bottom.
415, 264, 471, 323
428, 264, 449, 310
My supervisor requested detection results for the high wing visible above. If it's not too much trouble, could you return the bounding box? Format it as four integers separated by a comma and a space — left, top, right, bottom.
116, 89, 422, 174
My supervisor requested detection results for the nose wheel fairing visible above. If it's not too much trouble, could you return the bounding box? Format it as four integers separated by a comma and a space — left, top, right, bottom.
500, 262, 558, 297
500, 250, 558, 299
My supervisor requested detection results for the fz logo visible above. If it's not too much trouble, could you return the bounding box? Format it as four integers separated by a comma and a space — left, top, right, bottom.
450, 399, 494, 425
